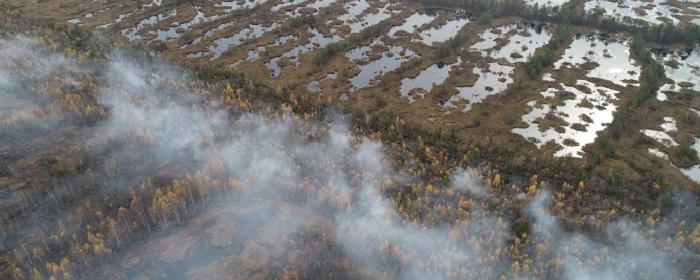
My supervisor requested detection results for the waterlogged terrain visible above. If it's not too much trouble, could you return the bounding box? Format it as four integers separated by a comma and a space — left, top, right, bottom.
642, 115, 700, 183
119, 8, 178, 41
656, 49, 700, 100
2, 0, 700, 279
400, 59, 460, 102
444, 62, 514, 112
643, 47, 700, 184
388, 12, 437, 37
265, 27, 342, 77
470, 22, 551, 63
554, 33, 640, 87
347, 42, 418, 91
413, 16, 470, 46
36, 0, 695, 169
513, 80, 621, 158
210, 23, 280, 60
584, 0, 700, 25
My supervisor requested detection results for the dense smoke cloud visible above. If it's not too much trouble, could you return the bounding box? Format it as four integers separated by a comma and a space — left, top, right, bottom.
336, 165, 510, 280
98, 54, 229, 165
0, 36, 76, 142
1, 34, 697, 280
527, 191, 693, 280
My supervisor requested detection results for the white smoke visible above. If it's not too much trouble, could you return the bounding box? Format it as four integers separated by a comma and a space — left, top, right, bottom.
527, 191, 691, 280
1, 34, 697, 280
452, 167, 489, 197
0, 36, 76, 138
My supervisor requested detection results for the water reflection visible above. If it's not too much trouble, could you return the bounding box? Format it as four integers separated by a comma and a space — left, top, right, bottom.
681, 164, 700, 184
306, 0, 337, 10
554, 33, 640, 87
444, 63, 513, 112
512, 80, 620, 158
341, 2, 394, 34
183, 21, 237, 48
307, 80, 321, 93
641, 117, 679, 147
338, 0, 371, 22
150, 9, 222, 42
271, 0, 307, 12
186, 51, 209, 59
97, 12, 134, 29
216, 0, 270, 12
400, 58, 460, 102
144, 0, 162, 8
648, 136, 700, 184
265, 28, 342, 77
388, 12, 437, 37
306, 72, 336, 94
119, 8, 178, 41
648, 148, 670, 160
657, 49, 700, 97
282, 0, 337, 17
524, 0, 570, 7
345, 40, 377, 62
584, 0, 691, 25
245, 34, 298, 61
413, 17, 469, 46
643, 113, 700, 183
210, 22, 279, 60
471, 22, 551, 63
348, 43, 417, 91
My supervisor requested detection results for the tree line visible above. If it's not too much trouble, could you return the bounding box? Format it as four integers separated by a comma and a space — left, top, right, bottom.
413, 0, 700, 46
